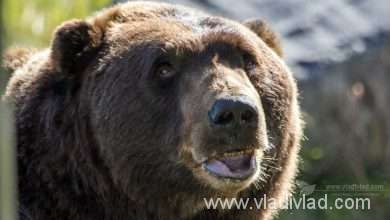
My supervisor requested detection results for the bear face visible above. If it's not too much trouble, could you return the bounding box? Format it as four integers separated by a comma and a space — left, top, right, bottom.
92, 37, 268, 193
82, 3, 289, 197
4, 1, 302, 219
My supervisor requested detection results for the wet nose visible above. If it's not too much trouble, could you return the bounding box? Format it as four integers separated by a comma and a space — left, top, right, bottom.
208, 96, 258, 128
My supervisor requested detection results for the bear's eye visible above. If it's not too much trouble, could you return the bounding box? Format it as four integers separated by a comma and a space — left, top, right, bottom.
243, 53, 257, 72
155, 63, 176, 79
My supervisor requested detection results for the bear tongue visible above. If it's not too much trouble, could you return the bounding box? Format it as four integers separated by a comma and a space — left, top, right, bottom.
204, 154, 256, 179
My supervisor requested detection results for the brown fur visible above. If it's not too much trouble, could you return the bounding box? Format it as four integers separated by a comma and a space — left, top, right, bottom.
3, 48, 37, 72
3, 1, 302, 220
243, 19, 283, 57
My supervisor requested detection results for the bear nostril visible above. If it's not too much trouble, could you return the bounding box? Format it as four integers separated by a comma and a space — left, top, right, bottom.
241, 109, 255, 124
215, 111, 234, 125
208, 96, 258, 128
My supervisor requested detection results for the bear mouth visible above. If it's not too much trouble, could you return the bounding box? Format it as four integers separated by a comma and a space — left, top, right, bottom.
202, 150, 257, 180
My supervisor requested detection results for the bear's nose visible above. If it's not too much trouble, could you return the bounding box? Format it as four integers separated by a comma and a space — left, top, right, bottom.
208, 96, 258, 128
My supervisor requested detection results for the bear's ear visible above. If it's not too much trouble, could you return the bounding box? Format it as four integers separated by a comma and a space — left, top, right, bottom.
243, 19, 283, 57
51, 19, 103, 75
3, 48, 36, 72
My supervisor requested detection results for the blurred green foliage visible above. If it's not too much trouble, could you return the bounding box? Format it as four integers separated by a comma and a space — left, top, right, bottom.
2, 0, 110, 47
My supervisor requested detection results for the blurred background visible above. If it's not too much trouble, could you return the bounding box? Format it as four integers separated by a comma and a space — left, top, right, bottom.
0, 0, 389, 219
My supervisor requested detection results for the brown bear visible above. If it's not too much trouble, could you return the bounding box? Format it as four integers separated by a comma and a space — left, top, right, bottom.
3, 1, 302, 220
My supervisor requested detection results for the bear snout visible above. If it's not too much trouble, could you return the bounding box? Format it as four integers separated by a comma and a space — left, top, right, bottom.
208, 95, 258, 129
203, 94, 263, 153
